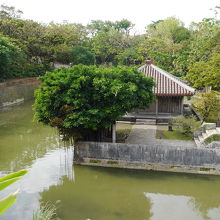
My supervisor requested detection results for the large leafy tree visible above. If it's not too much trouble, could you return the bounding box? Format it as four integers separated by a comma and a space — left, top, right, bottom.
87, 19, 134, 36
0, 4, 23, 19
68, 46, 95, 65
34, 65, 154, 141
186, 52, 220, 89
89, 19, 134, 64
146, 17, 190, 44
137, 17, 192, 76
0, 35, 26, 81
188, 18, 220, 64
92, 28, 131, 64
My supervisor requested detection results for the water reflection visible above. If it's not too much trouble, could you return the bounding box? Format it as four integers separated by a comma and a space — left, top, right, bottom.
2, 147, 74, 220
144, 193, 220, 220
1, 101, 220, 220
0, 101, 59, 171
39, 166, 220, 220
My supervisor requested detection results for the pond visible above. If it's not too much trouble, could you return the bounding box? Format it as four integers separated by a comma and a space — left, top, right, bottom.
1, 101, 220, 220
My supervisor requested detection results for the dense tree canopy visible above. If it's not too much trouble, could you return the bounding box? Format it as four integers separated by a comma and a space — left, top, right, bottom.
57, 46, 95, 65
186, 53, 220, 89
34, 65, 154, 140
0, 4, 219, 90
0, 35, 25, 80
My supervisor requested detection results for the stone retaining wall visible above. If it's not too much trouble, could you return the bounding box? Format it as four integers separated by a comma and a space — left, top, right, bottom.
0, 77, 40, 108
75, 141, 220, 175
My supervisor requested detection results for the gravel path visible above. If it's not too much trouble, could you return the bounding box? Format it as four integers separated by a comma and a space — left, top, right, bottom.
125, 124, 196, 148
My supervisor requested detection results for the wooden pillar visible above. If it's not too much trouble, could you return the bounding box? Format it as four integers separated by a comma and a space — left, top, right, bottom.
112, 123, 116, 143
155, 98, 158, 118
180, 96, 184, 115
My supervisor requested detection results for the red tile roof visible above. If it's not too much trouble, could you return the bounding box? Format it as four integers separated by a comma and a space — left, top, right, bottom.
139, 64, 195, 96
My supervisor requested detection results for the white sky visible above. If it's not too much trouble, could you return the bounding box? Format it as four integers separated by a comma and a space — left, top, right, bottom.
1, 0, 219, 33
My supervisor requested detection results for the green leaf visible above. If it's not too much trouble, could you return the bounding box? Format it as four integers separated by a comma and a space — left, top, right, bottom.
0, 170, 29, 184
0, 190, 19, 215
0, 177, 21, 191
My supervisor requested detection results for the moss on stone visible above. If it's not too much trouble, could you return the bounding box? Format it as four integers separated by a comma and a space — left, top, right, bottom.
90, 159, 101, 163
170, 165, 181, 169
199, 167, 214, 171
107, 161, 118, 165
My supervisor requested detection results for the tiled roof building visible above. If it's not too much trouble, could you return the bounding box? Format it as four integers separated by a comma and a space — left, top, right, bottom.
139, 63, 195, 96
137, 60, 195, 115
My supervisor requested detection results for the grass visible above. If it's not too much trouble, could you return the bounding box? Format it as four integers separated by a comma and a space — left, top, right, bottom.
116, 122, 133, 142
32, 203, 58, 220
204, 134, 220, 144
156, 129, 192, 141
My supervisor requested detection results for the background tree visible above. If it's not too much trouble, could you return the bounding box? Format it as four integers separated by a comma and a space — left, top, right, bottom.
188, 18, 220, 65
0, 35, 26, 81
92, 28, 131, 64
146, 17, 190, 44
34, 65, 154, 141
87, 19, 134, 36
68, 46, 95, 65
0, 3, 219, 92
186, 52, 220, 89
0, 4, 23, 19
143, 17, 191, 76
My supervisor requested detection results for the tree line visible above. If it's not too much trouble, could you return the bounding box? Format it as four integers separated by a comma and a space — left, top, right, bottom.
0, 4, 219, 90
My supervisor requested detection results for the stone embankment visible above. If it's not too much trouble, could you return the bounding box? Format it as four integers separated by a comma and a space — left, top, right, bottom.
75, 140, 220, 175
0, 77, 39, 108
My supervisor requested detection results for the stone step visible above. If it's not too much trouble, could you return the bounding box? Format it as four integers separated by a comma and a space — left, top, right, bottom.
202, 132, 208, 139
157, 122, 168, 125
198, 135, 204, 143
194, 138, 201, 147
135, 119, 156, 125
216, 127, 220, 134
206, 129, 217, 137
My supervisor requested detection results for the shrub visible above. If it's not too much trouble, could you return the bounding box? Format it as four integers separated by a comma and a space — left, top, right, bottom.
171, 116, 201, 136
192, 91, 220, 123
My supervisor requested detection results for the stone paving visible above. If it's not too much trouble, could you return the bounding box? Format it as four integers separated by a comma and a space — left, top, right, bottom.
125, 124, 196, 148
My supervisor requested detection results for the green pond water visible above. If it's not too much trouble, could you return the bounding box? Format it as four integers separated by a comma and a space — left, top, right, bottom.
1, 101, 220, 220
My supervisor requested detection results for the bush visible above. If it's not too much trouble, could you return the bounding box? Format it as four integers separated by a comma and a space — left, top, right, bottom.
171, 116, 201, 136
192, 91, 220, 123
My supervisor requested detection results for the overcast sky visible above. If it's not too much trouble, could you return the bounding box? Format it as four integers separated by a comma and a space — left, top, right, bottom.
1, 0, 219, 33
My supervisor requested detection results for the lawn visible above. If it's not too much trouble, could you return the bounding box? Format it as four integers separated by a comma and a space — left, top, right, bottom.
156, 129, 192, 141
116, 122, 133, 142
